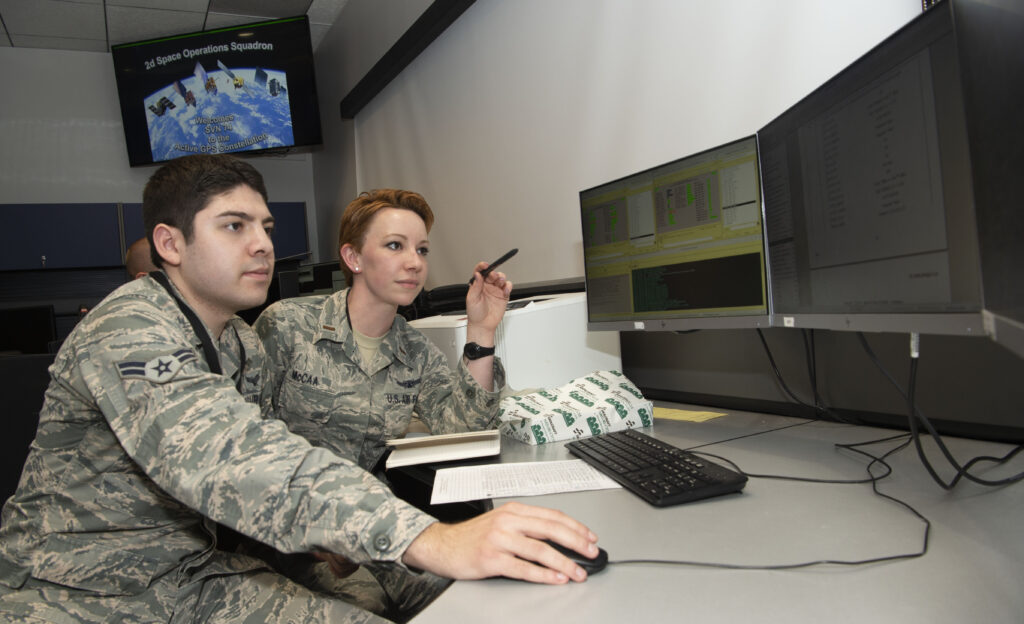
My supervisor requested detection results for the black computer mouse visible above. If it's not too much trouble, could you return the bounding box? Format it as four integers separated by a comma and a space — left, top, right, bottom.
543, 539, 609, 575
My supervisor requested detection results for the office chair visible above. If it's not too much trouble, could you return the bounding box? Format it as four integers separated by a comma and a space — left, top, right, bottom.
0, 353, 54, 506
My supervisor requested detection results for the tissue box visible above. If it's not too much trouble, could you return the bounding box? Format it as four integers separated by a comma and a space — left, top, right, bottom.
497, 370, 654, 445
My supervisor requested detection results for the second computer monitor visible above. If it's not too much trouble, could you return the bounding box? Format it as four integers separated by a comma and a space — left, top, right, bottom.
757, 0, 992, 336
579, 136, 769, 331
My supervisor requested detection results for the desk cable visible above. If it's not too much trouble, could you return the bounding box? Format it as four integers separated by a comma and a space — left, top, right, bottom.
755, 325, 1023, 489
755, 328, 859, 425
859, 332, 1024, 490
606, 428, 930, 571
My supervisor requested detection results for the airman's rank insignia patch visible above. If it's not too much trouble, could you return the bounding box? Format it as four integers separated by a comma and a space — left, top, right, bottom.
117, 349, 197, 383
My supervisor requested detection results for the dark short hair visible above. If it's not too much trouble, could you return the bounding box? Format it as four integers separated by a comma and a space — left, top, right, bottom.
143, 154, 268, 268
337, 189, 435, 285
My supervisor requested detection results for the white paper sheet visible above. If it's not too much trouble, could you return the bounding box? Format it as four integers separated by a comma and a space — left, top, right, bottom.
430, 460, 622, 505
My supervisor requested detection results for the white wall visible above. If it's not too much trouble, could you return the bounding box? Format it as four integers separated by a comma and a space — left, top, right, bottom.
352, 0, 922, 287
311, 0, 433, 264
0, 47, 151, 203
0, 46, 320, 259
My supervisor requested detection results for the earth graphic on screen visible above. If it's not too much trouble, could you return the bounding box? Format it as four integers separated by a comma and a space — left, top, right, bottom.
144, 66, 293, 162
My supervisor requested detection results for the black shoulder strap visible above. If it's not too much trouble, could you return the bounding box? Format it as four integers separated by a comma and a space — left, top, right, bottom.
150, 271, 223, 375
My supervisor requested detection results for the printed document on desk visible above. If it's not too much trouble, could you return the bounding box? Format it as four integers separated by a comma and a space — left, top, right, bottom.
431, 459, 621, 504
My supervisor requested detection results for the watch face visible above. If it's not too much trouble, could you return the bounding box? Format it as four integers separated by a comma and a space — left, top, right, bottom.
464, 342, 495, 360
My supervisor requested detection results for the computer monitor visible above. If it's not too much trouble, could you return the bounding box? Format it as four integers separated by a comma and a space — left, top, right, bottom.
757, 0, 1020, 338
579, 136, 769, 331
0, 305, 57, 355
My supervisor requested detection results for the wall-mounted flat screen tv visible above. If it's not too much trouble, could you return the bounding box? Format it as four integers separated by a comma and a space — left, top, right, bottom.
111, 16, 322, 167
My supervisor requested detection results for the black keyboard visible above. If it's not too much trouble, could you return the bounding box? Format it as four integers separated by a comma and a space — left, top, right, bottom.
565, 429, 748, 507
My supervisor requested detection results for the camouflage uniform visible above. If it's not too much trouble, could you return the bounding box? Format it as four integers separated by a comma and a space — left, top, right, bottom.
253, 288, 506, 471
0, 275, 436, 623
252, 289, 505, 620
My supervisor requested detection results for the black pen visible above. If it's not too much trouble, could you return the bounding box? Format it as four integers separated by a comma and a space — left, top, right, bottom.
469, 248, 518, 284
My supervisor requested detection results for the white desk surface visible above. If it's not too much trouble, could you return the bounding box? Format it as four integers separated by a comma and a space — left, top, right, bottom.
412, 404, 1024, 623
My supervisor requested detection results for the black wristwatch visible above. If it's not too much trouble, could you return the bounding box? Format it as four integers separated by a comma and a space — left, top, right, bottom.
463, 341, 496, 360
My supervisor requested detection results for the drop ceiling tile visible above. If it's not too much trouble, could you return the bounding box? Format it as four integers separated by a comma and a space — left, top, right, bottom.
1, 0, 105, 40
107, 5, 207, 46
0, 0, 344, 52
9, 33, 108, 52
210, 0, 311, 18
106, 0, 208, 11
204, 12, 277, 30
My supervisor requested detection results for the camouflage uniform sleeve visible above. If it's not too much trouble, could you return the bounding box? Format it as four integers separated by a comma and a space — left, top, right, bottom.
414, 331, 506, 435
253, 302, 290, 417
79, 295, 436, 568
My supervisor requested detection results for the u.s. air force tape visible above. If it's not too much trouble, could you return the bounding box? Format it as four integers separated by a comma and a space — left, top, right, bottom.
117, 349, 198, 383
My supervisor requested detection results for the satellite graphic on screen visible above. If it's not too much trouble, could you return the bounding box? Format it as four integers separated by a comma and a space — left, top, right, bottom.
195, 61, 217, 95
143, 60, 293, 162
111, 16, 322, 167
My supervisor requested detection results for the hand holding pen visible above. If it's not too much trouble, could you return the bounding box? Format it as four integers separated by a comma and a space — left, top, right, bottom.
468, 248, 518, 285
465, 248, 517, 349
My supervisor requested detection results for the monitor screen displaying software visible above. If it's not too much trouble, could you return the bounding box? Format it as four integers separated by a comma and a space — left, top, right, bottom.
757, 1, 985, 336
579, 136, 769, 331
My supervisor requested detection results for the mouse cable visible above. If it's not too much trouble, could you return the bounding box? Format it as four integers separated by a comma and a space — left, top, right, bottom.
755, 328, 855, 424
682, 418, 903, 482
682, 418, 818, 453
693, 437, 898, 485
609, 434, 930, 570
859, 332, 1024, 490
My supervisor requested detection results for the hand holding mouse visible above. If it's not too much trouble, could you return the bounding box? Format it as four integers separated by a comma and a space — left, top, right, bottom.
402, 501, 600, 584
541, 539, 608, 574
